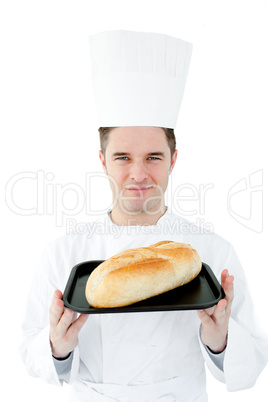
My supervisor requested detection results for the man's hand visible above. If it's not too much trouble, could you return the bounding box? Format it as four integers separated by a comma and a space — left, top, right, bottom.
197, 269, 234, 353
49, 290, 89, 359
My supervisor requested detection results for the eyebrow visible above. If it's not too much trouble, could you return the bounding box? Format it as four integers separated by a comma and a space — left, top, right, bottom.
112, 152, 166, 157
148, 152, 165, 157
112, 152, 131, 157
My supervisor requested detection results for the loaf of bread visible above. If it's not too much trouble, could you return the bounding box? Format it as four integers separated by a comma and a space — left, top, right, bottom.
85, 241, 202, 308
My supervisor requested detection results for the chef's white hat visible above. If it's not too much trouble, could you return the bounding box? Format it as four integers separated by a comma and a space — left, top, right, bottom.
89, 30, 193, 129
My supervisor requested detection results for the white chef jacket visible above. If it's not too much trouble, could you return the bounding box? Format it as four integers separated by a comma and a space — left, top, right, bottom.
20, 209, 268, 402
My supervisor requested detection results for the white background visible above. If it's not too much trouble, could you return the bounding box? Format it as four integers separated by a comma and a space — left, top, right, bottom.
1, 0, 267, 400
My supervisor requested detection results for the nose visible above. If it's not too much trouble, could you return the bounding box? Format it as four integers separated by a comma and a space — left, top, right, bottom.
129, 161, 149, 183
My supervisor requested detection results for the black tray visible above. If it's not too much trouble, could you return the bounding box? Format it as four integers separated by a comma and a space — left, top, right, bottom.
62, 260, 225, 314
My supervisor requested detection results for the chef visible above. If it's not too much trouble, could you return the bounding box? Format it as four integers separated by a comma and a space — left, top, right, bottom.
20, 30, 268, 402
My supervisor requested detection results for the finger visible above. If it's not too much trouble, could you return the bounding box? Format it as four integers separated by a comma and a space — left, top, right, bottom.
212, 299, 227, 325
54, 289, 63, 299
57, 308, 76, 336
221, 269, 229, 282
221, 269, 234, 295
71, 312, 78, 324
221, 269, 234, 288
49, 290, 64, 327
221, 269, 234, 302
68, 314, 89, 337
218, 298, 227, 309
222, 276, 234, 309
197, 309, 213, 326
203, 306, 216, 316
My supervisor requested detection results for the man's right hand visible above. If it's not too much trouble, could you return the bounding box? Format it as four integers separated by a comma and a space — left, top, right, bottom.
49, 290, 89, 359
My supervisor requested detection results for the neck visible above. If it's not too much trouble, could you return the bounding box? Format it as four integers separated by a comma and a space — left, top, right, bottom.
110, 204, 167, 226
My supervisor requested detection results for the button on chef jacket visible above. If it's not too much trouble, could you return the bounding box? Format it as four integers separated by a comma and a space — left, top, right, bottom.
20, 209, 268, 402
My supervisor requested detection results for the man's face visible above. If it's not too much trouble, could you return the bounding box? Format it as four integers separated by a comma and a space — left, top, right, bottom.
99, 127, 177, 217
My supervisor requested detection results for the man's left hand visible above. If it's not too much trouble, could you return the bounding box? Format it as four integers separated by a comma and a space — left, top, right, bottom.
197, 269, 234, 353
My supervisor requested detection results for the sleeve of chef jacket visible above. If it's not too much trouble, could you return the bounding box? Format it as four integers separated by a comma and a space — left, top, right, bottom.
19, 244, 80, 386
198, 243, 268, 391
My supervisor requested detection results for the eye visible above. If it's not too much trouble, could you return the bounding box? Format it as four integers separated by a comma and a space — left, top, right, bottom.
116, 156, 129, 161
148, 156, 161, 161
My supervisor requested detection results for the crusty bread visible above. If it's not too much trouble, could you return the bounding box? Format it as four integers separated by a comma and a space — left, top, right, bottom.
85, 241, 202, 308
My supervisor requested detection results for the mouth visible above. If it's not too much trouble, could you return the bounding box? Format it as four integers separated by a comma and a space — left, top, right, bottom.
125, 186, 153, 195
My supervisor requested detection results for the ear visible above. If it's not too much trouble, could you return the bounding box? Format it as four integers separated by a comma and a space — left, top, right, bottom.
169, 149, 178, 174
99, 150, 107, 174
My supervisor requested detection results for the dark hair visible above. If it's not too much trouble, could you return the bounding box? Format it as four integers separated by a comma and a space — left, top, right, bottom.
98, 127, 176, 156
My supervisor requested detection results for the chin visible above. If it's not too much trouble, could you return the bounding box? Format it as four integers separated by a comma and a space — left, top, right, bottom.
120, 199, 163, 216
